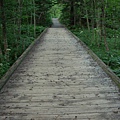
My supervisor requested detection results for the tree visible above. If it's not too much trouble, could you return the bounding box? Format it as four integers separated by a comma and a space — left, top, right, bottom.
0, 0, 53, 78
0, 0, 8, 55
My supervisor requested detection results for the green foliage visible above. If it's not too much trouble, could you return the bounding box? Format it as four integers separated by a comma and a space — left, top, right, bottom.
50, 4, 62, 18
0, 25, 45, 78
0, 59, 10, 79
0, 0, 52, 79
59, 0, 120, 78
21, 25, 45, 36
71, 27, 120, 77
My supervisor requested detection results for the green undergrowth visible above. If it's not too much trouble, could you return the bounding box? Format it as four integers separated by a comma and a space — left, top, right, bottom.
70, 26, 120, 78
0, 26, 46, 79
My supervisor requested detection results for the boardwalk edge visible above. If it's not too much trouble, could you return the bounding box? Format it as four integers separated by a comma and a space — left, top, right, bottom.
0, 28, 48, 91
66, 28, 120, 89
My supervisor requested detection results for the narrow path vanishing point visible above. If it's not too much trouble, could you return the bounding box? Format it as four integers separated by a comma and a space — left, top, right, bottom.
0, 18, 120, 120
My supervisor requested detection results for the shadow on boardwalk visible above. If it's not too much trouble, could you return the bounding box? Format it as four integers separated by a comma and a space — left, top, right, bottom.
0, 19, 120, 120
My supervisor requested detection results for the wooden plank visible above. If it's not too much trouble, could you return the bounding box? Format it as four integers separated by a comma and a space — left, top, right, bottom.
0, 19, 120, 119
66, 28, 120, 88
0, 28, 48, 91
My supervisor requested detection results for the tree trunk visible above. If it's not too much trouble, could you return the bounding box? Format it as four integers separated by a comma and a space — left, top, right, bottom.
101, 1, 109, 51
70, 1, 74, 26
18, 0, 22, 41
33, 0, 36, 37
84, 0, 90, 31
0, 47, 2, 62
96, 7, 101, 47
0, 0, 8, 55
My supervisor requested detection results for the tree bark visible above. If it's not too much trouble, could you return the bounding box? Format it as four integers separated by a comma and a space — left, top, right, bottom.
101, 1, 109, 51
33, 0, 36, 37
84, 0, 90, 31
18, 0, 22, 41
70, 1, 74, 26
0, 0, 8, 55
0, 47, 2, 62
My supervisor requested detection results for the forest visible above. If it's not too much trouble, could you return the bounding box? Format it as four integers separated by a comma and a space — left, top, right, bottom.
0, 0, 53, 78
0, 0, 120, 78
58, 0, 120, 78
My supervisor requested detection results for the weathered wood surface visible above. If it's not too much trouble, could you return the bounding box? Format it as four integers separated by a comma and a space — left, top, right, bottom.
0, 18, 120, 120
0, 28, 48, 91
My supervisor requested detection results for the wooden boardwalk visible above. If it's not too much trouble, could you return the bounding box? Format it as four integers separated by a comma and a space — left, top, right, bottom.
0, 19, 120, 120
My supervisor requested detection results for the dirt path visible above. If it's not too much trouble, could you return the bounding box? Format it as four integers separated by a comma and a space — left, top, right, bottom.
0, 18, 120, 120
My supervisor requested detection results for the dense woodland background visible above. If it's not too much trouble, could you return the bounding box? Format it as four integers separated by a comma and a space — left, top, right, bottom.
58, 0, 120, 78
0, 0, 120, 79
